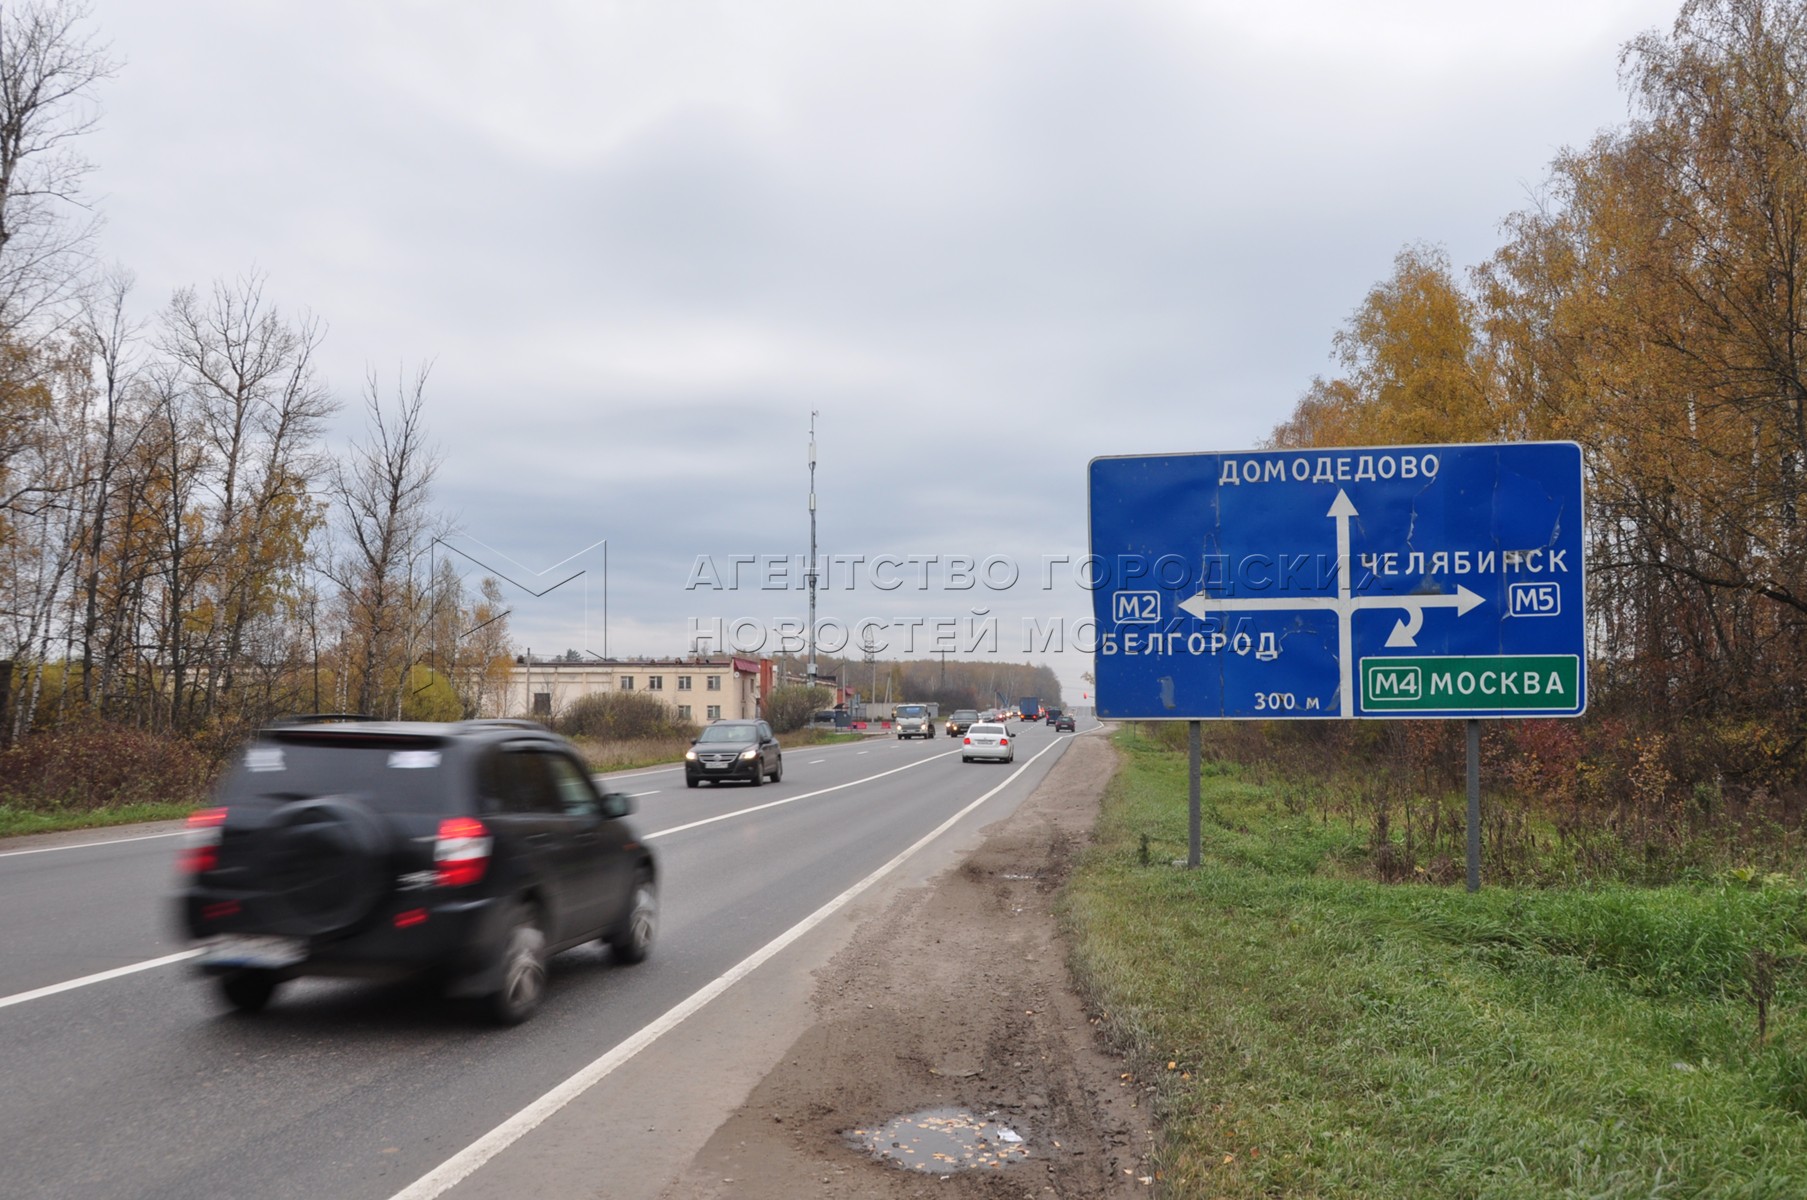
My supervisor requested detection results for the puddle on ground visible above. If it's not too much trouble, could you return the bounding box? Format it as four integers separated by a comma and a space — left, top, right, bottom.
846, 1107, 1030, 1175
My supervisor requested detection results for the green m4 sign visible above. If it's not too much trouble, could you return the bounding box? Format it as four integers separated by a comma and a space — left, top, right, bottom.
1361, 655, 1580, 713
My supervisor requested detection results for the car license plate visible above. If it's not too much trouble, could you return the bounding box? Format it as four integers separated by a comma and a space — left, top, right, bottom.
202, 935, 305, 969
705, 761, 728, 769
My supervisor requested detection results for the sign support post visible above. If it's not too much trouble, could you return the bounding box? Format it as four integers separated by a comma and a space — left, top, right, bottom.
1188, 720, 1202, 869
1466, 719, 1481, 892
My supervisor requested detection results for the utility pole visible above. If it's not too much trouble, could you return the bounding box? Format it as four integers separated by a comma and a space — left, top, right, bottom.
862, 629, 877, 718
807, 411, 819, 693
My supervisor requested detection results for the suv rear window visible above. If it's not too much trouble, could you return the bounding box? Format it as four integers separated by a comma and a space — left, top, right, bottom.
218, 732, 461, 814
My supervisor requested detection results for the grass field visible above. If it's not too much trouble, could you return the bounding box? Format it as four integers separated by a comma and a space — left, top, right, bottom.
0, 800, 198, 839
1062, 726, 1807, 1198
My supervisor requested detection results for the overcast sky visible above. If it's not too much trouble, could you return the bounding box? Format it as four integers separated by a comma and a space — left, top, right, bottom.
83, 0, 1678, 702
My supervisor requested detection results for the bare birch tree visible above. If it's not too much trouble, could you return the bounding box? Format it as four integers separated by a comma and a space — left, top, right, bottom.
331, 366, 440, 718
0, 1, 114, 559
0, 0, 114, 333
158, 273, 334, 720
71, 264, 140, 706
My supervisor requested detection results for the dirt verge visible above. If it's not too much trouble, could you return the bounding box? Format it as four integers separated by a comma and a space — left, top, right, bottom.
662, 731, 1156, 1198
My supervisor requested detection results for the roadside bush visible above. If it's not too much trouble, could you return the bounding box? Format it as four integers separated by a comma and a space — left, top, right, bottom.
765, 685, 832, 734
0, 722, 215, 812
556, 692, 696, 741
399, 665, 465, 721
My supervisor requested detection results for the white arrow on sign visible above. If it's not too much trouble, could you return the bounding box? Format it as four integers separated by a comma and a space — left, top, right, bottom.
1328, 488, 1357, 601
1172, 489, 1487, 716
1384, 586, 1484, 647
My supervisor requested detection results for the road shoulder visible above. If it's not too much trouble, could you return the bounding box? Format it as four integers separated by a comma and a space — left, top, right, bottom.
663, 730, 1155, 1198
0, 817, 187, 854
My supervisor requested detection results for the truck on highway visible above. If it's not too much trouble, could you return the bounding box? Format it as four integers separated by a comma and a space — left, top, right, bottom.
1018, 696, 1042, 721
894, 703, 937, 739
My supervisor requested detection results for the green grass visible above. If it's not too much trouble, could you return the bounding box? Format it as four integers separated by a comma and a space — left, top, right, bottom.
783, 728, 867, 748
0, 800, 199, 839
1061, 727, 1807, 1198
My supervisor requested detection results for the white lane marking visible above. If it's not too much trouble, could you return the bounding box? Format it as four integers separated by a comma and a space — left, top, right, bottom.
0, 949, 202, 1011
857, 750, 868, 755
0, 830, 186, 859
646, 749, 961, 841
807, 759, 825, 764
386, 736, 1071, 1200
591, 764, 683, 782
626, 791, 660, 798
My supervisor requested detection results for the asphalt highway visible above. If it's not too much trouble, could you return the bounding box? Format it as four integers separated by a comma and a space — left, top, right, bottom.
0, 717, 1095, 1200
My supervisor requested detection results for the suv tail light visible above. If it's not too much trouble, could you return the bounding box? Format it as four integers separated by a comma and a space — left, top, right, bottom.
180, 807, 227, 874
435, 816, 492, 887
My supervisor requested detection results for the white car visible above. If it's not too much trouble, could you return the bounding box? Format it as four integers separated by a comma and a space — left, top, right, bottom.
961, 722, 1014, 763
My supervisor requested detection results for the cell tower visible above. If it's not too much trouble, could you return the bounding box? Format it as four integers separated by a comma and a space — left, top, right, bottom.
807, 411, 819, 690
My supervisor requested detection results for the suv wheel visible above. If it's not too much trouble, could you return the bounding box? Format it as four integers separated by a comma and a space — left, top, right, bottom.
770, 758, 783, 783
218, 968, 281, 1014
608, 871, 657, 965
486, 902, 548, 1025
256, 796, 390, 937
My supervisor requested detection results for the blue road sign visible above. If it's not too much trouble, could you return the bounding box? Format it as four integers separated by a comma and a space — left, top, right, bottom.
1087, 442, 1586, 720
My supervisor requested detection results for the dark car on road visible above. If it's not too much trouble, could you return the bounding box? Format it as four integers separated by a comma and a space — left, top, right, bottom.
176, 718, 657, 1025
685, 719, 783, 787
944, 709, 980, 738
1053, 713, 1076, 732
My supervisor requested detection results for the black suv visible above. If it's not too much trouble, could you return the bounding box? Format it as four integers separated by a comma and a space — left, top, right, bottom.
176, 718, 657, 1025
684, 719, 782, 787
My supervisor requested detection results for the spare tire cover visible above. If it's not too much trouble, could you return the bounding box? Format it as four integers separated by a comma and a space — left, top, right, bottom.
254, 796, 390, 938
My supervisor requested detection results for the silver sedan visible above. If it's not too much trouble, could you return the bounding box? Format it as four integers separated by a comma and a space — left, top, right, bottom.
960, 722, 1014, 763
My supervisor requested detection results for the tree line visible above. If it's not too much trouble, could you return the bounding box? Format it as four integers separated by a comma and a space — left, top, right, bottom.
1265, 0, 1807, 842
0, 2, 512, 748
787, 652, 1065, 716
